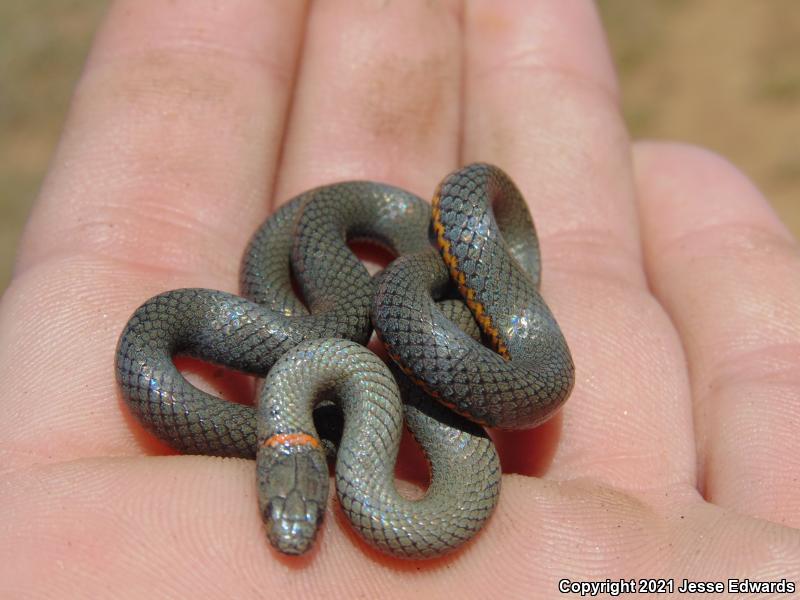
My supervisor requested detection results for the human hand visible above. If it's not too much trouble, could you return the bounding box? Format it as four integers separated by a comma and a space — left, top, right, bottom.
2, 1, 799, 597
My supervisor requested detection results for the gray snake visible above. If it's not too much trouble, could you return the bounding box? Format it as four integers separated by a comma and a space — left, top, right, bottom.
116, 163, 574, 559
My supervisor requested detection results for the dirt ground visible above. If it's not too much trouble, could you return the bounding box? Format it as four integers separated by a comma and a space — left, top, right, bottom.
1, 1, 798, 293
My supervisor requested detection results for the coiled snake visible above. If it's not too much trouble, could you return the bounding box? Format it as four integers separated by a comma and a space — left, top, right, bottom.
116, 163, 574, 559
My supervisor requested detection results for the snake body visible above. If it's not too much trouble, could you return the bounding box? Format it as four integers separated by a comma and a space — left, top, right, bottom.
116, 183, 430, 457
373, 164, 574, 428
257, 338, 499, 558
116, 164, 573, 558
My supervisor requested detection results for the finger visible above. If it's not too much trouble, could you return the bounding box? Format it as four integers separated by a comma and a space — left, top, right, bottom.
462, 1, 695, 487
634, 141, 800, 526
0, 0, 307, 467
269, 0, 463, 478
273, 0, 462, 202
17, 0, 306, 284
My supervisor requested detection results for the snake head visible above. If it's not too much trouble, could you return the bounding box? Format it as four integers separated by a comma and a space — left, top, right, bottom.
257, 441, 330, 555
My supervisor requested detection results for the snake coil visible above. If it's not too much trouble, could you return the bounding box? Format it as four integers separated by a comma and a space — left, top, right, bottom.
115, 164, 574, 559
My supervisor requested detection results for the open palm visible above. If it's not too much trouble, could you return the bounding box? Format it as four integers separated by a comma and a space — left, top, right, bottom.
2, 1, 799, 597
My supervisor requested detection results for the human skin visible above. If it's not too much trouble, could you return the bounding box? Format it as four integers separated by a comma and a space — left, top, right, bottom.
1, 0, 799, 598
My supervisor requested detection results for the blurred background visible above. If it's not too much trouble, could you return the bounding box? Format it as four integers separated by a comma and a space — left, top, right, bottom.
0, 1, 798, 293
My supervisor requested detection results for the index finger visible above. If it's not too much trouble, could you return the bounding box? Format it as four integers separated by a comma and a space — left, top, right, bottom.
0, 0, 306, 467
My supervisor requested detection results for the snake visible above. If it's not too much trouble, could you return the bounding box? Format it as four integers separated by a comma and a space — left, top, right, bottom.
115, 163, 574, 559
373, 163, 574, 428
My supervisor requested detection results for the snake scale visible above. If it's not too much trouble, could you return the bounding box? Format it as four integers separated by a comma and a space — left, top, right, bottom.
116, 163, 574, 559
